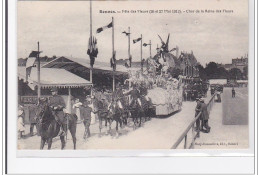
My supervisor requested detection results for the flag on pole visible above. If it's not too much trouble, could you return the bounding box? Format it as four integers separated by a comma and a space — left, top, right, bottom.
110, 51, 116, 71
169, 48, 177, 52
96, 22, 113, 33
26, 51, 41, 81
143, 43, 149, 47
133, 37, 142, 44
122, 31, 130, 36
87, 36, 98, 67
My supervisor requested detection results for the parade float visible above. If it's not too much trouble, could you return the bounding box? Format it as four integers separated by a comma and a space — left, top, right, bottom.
126, 68, 183, 116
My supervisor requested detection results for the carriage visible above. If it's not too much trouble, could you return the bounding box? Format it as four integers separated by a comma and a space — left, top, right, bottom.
146, 85, 183, 116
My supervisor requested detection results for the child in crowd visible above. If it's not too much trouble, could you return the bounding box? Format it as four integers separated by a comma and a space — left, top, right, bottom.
18, 106, 25, 139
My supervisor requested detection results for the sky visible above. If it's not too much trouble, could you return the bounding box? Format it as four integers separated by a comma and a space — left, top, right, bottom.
17, 0, 248, 66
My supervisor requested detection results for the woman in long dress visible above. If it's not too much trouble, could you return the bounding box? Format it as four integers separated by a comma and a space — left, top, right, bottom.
18, 108, 25, 139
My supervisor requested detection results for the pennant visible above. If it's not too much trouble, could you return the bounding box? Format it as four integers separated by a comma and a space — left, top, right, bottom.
26, 51, 40, 81
87, 36, 98, 67
96, 22, 113, 33
122, 31, 130, 36
169, 48, 177, 52
143, 43, 148, 47
133, 37, 142, 44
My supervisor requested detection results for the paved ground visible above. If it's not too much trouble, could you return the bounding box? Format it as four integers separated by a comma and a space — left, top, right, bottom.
194, 88, 249, 149
18, 97, 212, 150
18, 89, 248, 150
222, 87, 248, 125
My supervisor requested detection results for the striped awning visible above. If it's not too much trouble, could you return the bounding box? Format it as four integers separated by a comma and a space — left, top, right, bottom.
18, 67, 92, 89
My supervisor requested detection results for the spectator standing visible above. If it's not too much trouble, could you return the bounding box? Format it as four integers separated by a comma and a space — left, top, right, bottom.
200, 99, 211, 133
72, 98, 82, 122
18, 106, 25, 139
194, 98, 202, 134
232, 87, 236, 98
28, 104, 38, 136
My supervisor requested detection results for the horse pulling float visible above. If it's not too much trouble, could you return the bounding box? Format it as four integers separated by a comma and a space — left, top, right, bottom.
126, 69, 183, 117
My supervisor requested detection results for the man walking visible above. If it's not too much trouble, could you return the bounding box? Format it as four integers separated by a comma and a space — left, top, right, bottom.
200, 99, 211, 133
232, 87, 236, 98
80, 96, 96, 139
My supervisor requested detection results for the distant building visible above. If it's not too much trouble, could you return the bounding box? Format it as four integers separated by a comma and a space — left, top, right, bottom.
18, 58, 27, 66
223, 54, 248, 71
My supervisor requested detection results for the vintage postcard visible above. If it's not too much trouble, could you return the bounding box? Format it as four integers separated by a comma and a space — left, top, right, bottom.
17, 0, 250, 150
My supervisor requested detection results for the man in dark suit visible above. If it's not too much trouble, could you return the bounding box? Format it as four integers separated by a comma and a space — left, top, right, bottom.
194, 98, 202, 133
232, 87, 236, 98
200, 99, 211, 133
80, 99, 93, 139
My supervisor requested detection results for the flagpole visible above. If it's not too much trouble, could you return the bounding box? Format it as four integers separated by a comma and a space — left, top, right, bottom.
90, 0, 93, 85
37, 41, 41, 100
141, 34, 143, 72
112, 17, 115, 92
128, 27, 130, 61
149, 40, 152, 59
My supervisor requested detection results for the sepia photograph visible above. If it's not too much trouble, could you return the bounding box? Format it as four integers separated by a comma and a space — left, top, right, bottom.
17, 0, 249, 150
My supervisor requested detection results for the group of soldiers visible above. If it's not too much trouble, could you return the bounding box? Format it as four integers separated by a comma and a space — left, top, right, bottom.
20, 81, 148, 139
18, 87, 95, 139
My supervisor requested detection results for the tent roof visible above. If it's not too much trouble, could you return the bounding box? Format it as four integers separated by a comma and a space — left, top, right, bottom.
18, 67, 92, 88
42, 56, 140, 75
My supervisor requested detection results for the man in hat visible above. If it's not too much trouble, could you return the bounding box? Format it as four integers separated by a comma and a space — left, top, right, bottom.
80, 98, 93, 139
194, 98, 202, 135
200, 98, 211, 133
49, 87, 66, 136
124, 83, 141, 108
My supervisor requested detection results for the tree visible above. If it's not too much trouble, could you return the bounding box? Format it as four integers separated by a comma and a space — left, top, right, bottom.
243, 66, 248, 79
229, 68, 243, 80
205, 62, 218, 78
197, 64, 207, 80
217, 67, 230, 79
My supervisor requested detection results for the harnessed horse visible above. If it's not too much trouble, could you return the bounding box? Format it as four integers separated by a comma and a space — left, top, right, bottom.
36, 99, 77, 150
92, 97, 110, 137
106, 99, 126, 137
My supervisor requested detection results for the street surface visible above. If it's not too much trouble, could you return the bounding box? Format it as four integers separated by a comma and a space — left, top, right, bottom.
18, 88, 248, 150
195, 87, 248, 149
18, 100, 204, 150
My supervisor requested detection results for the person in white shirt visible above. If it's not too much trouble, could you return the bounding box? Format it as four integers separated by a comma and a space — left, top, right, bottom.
72, 98, 82, 122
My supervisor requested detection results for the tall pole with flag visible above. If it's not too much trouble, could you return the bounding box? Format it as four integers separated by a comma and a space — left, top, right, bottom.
149, 40, 152, 59
112, 17, 115, 92
128, 27, 131, 63
141, 34, 143, 72
88, 0, 98, 95
122, 27, 131, 67
37, 41, 41, 100
90, 0, 93, 84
